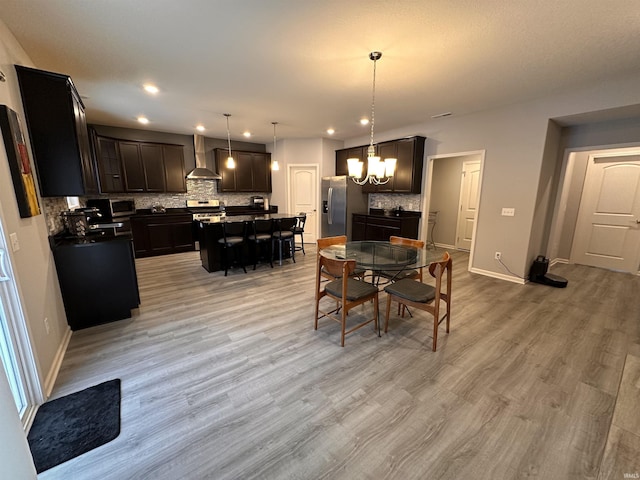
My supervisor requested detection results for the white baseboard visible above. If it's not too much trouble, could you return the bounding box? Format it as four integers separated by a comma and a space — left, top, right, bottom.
470, 267, 526, 284
550, 257, 569, 267
42, 326, 72, 398
433, 242, 456, 250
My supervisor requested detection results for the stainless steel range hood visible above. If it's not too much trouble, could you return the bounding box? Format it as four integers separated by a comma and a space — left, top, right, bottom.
186, 134, 221, 180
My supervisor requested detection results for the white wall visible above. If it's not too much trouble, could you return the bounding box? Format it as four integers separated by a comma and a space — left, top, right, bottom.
0, 20, 69, 392
269, 137, 342, 213
345, 72, 640, 278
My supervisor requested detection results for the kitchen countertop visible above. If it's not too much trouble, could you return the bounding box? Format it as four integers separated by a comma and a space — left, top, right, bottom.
367, 209, 422, 218
49, 231, 132, 249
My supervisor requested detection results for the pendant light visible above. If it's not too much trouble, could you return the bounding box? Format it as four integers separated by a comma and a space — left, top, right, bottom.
347, 51, 396, 185
271, 122, 280, 171
224, 113, 235, 169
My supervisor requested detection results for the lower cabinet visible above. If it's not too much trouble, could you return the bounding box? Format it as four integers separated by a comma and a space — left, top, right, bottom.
131, 213, 195, 257
51, 236, 140, 330
352, 214, 420, 241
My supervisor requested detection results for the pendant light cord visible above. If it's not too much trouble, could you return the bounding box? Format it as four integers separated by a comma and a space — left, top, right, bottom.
369, 56, 377, 157
224, 114, 232, 157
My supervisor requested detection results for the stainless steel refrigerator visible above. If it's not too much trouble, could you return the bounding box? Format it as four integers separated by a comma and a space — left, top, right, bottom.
321, 176, 368, 239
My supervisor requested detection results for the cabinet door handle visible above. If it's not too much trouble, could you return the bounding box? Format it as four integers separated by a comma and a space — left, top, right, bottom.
113, 174, 120, 178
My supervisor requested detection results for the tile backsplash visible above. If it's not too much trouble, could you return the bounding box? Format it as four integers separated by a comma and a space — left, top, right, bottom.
42, 179, 270, 235
369, 193, 422, 212
43, 182, 421, 236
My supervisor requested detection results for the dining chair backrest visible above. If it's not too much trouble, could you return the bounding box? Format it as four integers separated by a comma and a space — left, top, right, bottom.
317, 235, 347, 251
389, 235, 425, 249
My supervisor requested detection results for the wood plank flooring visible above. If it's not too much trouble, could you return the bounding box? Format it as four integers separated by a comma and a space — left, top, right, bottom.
39, 248, 640, 479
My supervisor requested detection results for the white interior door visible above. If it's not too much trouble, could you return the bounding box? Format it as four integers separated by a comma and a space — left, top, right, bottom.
570, 153, 640, 272
455, 160, 481, 251
289, 165, 318, 244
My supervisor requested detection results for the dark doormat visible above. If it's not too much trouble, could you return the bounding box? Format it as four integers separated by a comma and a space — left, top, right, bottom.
27, 379, 121, 473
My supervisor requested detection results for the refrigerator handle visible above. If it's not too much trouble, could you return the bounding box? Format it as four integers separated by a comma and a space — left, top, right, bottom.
327, 187, 333, 225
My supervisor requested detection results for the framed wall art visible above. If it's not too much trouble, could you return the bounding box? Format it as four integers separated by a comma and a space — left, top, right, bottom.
0, 105, 41, 218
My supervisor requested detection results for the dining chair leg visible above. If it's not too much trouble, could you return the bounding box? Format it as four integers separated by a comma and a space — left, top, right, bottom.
384, 294, 392, 333
341, 305, 347, 347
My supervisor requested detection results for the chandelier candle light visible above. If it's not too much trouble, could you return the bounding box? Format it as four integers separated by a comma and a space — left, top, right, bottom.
224, 113, 235, 169
348, 51, 396, 185
271, 122, 280, 171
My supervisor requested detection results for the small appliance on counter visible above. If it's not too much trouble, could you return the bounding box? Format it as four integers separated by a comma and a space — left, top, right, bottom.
529, 255, 568, 288
250, 196, 265, 209
151, 204, 166, 214
61, 207, 102, 237
61, 207, 125, 238
86, 198, 135, 236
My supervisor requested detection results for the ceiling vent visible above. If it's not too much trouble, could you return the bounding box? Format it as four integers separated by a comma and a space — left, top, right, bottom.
186, 134, 221, 180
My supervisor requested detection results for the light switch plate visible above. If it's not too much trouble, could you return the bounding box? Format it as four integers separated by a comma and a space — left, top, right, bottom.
501, 207, 515, 217
9, 233, 19, 252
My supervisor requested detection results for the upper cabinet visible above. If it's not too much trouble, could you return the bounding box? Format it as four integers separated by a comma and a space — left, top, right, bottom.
215, 149, 271, 192
335, 136, 425, 194
16, 65, 98, 197
94, 135, 186, 194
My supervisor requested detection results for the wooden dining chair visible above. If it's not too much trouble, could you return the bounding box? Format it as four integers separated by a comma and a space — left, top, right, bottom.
316, 235, 365, 281
383, 251, 452, 351
314, 255, 379, 347
376, 235, 425, 284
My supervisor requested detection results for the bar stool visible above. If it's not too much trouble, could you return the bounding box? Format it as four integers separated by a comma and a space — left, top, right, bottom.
218, 221, 247, 276
247, 218, 274, 270
291, 213, 306, 255
272, 217, 296, 266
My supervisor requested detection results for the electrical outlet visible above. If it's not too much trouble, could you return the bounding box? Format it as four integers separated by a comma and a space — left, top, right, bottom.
501, 207, 515, 217
44, 317, 50, 335
495, 251, 502, 260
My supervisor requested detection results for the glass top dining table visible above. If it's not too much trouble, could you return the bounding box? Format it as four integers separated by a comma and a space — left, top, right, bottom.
318, 240, 441, 273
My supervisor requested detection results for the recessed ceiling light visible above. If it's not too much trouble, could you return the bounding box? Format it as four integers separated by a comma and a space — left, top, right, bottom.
196, 125, 205, 132
360, 118, 369, 125
143, 84, 159, 94
243, 131, 251, 138
327, 128, 335, 135
137, 116, 149, 124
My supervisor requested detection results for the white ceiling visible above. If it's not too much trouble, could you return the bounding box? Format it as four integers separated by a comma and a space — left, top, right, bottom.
2, 0, 640, 144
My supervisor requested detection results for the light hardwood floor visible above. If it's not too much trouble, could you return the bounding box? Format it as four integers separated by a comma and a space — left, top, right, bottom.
39, 248, 640, 479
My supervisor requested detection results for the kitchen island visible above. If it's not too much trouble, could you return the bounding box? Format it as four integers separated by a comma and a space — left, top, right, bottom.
50, 232, 140, 330
197, 213, 297, 273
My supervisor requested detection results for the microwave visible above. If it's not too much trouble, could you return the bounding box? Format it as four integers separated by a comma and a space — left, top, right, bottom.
86, 198, 136, 219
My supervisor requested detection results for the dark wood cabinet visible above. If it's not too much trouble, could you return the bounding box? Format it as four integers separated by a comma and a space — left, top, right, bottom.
94, 136, 186, 193
352, 214, 420, 241
335, 136, 425, 194
51, 236, 139, 330
94, 136, 124, 193
15, 65, 98, 196
131, 212, 195, 258
336, 146, 368, 177
215, 149, 272, 192
163, 144, 187, 192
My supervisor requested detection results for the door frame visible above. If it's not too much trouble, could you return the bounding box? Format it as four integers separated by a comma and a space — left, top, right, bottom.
0, 216, 43, 429
286, 164, 319, 244
421, 150, 486, 272
547, 142, 640, 273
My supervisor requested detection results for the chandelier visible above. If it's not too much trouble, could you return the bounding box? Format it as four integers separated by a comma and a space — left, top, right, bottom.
348, 51, 396, 185
224, 113, 235, 169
